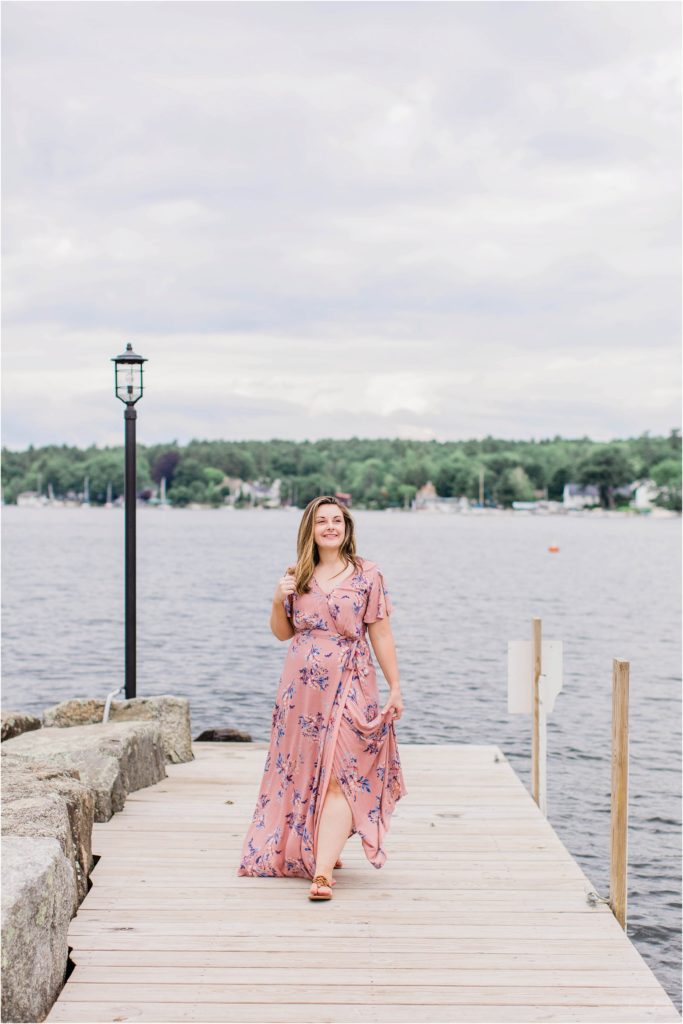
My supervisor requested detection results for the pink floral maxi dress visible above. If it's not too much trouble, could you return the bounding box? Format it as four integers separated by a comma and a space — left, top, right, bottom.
237, 557, 407, 879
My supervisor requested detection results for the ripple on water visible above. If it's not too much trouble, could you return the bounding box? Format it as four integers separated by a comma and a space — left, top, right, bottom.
1, 506, 680, 1010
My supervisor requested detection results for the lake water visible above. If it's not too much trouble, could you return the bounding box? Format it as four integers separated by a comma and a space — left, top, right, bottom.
2, 505, 681, 1009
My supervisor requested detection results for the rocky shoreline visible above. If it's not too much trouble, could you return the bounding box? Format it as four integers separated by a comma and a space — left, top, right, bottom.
0, 695, 198, 1023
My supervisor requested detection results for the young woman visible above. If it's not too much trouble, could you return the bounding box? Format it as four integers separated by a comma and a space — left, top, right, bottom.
237, 495, 407, 900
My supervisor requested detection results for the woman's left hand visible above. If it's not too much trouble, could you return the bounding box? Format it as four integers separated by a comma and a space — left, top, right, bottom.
381, 690, 404, 721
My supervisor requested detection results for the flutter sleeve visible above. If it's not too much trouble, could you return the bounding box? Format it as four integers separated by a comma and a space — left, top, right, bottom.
363, 565, 393, 623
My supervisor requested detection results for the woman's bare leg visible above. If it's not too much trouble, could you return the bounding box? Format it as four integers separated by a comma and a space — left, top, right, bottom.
310, 775, 352, 896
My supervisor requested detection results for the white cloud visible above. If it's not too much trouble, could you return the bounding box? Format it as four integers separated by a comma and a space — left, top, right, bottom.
1, 1, 680, 449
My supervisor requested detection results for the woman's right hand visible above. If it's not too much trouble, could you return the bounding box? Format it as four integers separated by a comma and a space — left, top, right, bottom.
274, 571, 297, 604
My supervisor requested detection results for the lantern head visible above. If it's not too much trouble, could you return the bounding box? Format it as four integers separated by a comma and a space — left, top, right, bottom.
112, 343, 147, 405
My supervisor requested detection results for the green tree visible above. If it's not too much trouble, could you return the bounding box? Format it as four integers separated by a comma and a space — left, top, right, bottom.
34, 452, 82, 496
435, 456, 479, 498
295, 473, 338, 506
576, 445, 635, 509
494, 466, 535, 507
271, 446, 299, 476
169, 485, 191, 507
519, 457, 549, 490
171, 457, 205, 490
397, 483, 417, 508
2, 431, 680, 511
80, 449, 151, 503
81, 451, 124, 502
189, 480, 208, 504
397, 452, 433, 489
650, 458, 682, 511
350, 458, 385, 494
206, 484, 225, 507
203, 467, 225, 486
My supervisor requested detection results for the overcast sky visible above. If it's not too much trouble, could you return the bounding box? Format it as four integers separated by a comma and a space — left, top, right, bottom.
2, 1, 680, 450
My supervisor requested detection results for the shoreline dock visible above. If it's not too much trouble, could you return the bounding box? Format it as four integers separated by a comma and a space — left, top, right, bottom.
46, 741, 680, 1023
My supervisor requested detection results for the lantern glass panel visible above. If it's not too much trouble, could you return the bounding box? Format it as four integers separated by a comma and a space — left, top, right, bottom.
116, 362, 143, 403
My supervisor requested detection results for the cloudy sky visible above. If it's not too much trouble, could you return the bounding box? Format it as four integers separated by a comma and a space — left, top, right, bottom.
2, 1, 680, 449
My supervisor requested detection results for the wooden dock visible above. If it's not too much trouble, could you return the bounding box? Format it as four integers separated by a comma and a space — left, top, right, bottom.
47, 742, 680, 1023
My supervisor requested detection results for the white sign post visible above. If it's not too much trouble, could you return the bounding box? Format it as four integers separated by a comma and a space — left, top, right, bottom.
508, 620, 563, 817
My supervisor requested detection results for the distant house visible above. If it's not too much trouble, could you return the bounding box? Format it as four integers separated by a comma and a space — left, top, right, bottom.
562, 483, 600, 509
335, 491, 352, 508
613, 483, 635, 502
220, 475, 282, 507
412, 481, 461, 512
259, 479, 282, 508
562, 479, 661, 510
611, 480, 657, 507
247, 478, 281, 508
16, 491, 47, 507
221, 476, 244, 504
220, 476, 281, 507
413, 481, 438, 510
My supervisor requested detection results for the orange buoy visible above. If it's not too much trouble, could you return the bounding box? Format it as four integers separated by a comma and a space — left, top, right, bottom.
548, 543, 560, 553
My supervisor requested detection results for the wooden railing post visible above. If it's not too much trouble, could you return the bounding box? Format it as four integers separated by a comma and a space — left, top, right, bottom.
610, 658, 630, 930
531, 617, 542, 806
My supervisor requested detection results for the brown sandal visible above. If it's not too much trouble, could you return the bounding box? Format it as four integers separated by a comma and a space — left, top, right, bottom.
308, 874, 333, 901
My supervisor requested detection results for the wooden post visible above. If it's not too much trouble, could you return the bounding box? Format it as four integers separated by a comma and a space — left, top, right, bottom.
610, 658, 630, 930
479, 468, 484, 506
531, 617, 541, 806
538, 646, 548, 817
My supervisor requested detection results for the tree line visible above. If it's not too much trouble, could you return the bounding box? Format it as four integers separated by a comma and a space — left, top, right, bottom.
1, 431, 680, 510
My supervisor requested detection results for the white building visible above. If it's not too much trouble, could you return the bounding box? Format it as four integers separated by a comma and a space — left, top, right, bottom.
224, 477, 282, 508
412, 481, 462, 512
562, 483, 601, 509
16, 491, 48, 507
632, 479, 660, 510
220, 476, 246, 505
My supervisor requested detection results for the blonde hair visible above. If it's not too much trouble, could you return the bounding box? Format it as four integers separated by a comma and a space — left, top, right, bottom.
287, 496, 363, 594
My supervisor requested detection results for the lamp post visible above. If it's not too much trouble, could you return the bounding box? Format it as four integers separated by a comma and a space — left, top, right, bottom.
111, 343, 148, 699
